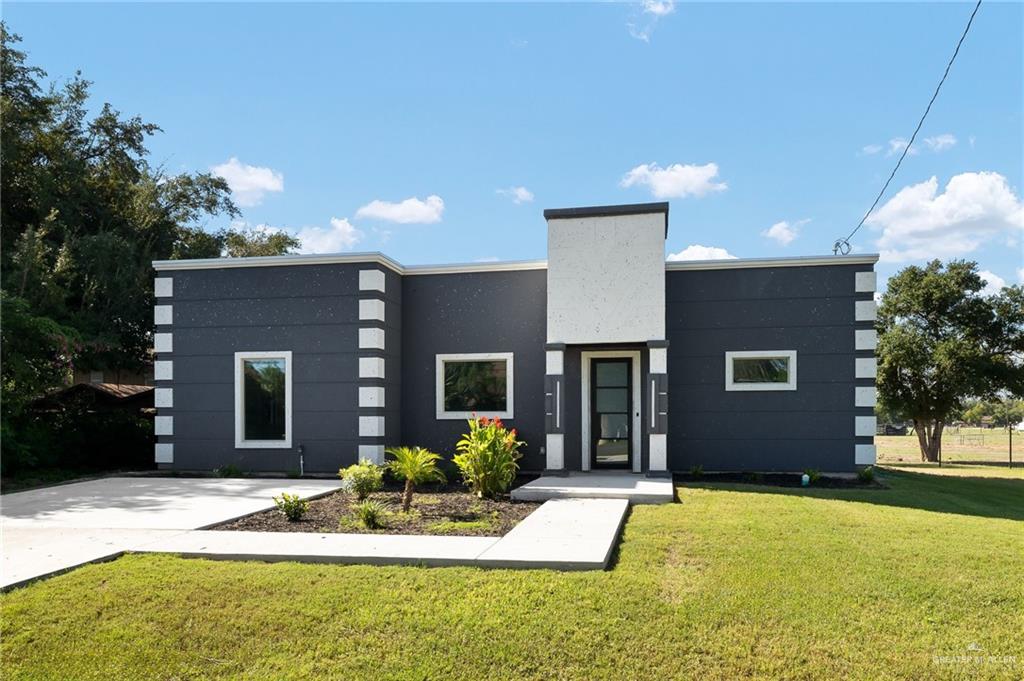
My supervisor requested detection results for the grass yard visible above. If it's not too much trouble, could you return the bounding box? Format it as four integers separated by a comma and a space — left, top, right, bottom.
877, 426, 1019, 466
2, 469, 1021, 680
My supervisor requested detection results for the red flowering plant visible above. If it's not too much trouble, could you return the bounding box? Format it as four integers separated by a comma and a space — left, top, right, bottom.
453, 414, 525, 498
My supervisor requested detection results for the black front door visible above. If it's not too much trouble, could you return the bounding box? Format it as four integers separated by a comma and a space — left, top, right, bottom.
591, 358, 632, 469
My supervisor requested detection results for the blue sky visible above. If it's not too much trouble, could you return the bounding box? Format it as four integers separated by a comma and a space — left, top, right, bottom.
7, 2, 1023, 290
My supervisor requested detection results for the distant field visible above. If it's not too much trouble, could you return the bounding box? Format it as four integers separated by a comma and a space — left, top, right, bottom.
877, 426, 1019, 466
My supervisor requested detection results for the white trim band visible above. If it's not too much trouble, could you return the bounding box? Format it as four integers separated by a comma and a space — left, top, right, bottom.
649, 347, 667, 374
155, 416, 174, 436
854, 330, 878, 351
855, 416, 877, 437
855, 387, 877, 408
155, 388, 173, 408
358, 444, 385, 465
359, 386, 385, 408
359, 416, 385, 438
154, 332, 173, 353
855, 444, 877, 466
546, 350, 564, 375
854, 271, 877, 293
545, 433, 564, 470
359, 357, 385, 379
359, 269, 386, 292
358, 327, 386, 350
855, 358, 877, 379
358, 299, 386, 323
154, 361, 173, 381
854, 300, 877, 321
154, 277, 173, 297
155, 443, 174, 464
154, 305, 173, 326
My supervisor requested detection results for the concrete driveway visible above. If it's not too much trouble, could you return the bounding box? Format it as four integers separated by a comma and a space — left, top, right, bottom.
1, 477, 341, 590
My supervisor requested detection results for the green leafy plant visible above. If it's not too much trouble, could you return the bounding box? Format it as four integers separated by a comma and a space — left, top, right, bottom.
453, 416, 525, 499
689, 464, 704, 479
803, 468, 822, 484
338, 458, 384, 500
385, 446, 446, 512
214, 464, 243, 478
352, 499, 390, 529
857, 466, 876, 484
273, 492, 309, 521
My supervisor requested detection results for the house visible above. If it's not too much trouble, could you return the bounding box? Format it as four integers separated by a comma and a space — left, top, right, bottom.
151, 202, 879, 475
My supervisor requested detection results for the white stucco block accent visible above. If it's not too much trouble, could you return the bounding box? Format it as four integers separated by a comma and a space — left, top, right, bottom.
154, 304, 173, 326
358, 299, 386, 322
359, 269, 386, 293
649, 433, 668, 471
854, 329, 878, 351
154, 332, 173, 353
855, 444, 877, 466
855, 416, 877, 437
358, 327, 386, 350
154, 443, 174, 464
154, 277, 173, 298
359, 416, 385, 438
854, 271, 877, 293
154, 388, 173, 408
547, 211, 665, 344
155, 416, 174, 436
545, 433, 564, 470
358, 357, 385, 379
358, 444, 385, 465
545, 350, 564, 375
359, 386, 385, 408
855, 357, 877, 379
154, 360, 173, 381
649, 347, 667, 374
855, 386, 877, 407
855, 300, 877, 321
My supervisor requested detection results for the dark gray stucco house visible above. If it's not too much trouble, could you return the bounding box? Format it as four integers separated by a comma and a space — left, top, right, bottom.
151, 202, 879, 475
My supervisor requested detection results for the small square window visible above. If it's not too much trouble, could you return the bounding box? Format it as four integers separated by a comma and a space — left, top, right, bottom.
436, 353, 514, 419
725, 351, 797, 391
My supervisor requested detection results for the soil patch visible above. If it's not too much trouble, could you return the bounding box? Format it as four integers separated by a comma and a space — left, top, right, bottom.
214, 480, 540, 536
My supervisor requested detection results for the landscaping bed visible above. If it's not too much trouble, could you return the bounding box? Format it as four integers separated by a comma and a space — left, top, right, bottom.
674, 471, 885, 488
214, 480, 540, 536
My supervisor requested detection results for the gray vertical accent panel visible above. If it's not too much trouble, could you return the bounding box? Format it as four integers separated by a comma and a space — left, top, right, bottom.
648, 374, 668, 434
544, 375, 564, 434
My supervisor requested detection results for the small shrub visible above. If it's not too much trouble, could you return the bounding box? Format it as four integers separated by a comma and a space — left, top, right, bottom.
453, 416, 525, 499
857, 466, 875, 483
339, 459, 384, 499
214, 464, 243, 478
273, 492, 309, 521
689, 464, 704, 479
353, 499, 390, 529
385, 446, 446, 512
803, 468, 822, 484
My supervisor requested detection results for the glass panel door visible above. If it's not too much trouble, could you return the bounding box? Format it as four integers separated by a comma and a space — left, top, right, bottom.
591, 358, 631, 469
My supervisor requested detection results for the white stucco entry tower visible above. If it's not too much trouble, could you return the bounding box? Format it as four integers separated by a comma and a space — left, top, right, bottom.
543, 203, 669, 476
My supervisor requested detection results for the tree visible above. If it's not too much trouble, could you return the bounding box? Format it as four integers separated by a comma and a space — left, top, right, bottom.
0, 26, 299, 469
384, 446, 446, 512
877, 260, 1024, 462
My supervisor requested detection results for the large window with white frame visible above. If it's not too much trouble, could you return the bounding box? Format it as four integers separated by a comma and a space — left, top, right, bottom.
435, 352, 514, 420
235, 351, 293, 448
725, 350, 797, 391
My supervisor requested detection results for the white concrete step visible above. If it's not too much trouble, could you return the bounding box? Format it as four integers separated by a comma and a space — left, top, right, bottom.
511, 473, 674, 504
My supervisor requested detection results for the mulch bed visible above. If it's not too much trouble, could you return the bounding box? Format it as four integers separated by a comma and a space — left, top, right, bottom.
675, 472, 886, 488
213, 480, 541, 536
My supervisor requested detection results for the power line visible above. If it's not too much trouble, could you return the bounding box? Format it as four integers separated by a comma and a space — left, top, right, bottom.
833, 0, 983, 255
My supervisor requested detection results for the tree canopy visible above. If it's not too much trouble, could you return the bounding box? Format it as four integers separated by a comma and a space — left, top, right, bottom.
876, 259, 1024, 461
0, 25, 299, 468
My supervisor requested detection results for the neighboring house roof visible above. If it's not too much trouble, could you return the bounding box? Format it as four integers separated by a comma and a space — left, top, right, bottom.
32, 383, 154, 412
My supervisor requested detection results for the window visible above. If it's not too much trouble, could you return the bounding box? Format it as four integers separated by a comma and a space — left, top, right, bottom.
235, 351, 292, 448
725, 350, 797, 391
435, 352, 514, 419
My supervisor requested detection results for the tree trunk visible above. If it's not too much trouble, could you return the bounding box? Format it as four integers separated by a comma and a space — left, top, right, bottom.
402, 479, 413, 513
913, 418, 944, 462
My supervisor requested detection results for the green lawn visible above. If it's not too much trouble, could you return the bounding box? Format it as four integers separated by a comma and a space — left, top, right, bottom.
878, 426, 1020, 466
3, 470, 1022, 680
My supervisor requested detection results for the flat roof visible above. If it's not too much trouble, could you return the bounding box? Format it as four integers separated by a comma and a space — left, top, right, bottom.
153, 251, 878, 274
543, 202, 670, 237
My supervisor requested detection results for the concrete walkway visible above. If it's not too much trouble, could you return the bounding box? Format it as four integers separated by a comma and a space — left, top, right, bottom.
1, 477, 342, 590
511, 472, 675, 504
133, 498, 628, 571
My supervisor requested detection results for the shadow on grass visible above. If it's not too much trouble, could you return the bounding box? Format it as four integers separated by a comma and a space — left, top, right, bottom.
678, 468, 1024, 522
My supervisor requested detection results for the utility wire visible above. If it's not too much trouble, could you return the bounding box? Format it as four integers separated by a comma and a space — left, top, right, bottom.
833, 0, 983, 255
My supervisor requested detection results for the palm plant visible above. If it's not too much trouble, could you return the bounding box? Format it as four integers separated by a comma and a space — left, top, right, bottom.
385, 446, 446, 512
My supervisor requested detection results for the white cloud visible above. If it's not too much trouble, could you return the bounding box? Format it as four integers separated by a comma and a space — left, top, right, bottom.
667, 244, 737, 261
922, 133, 957, 152
294, 217, 364, 254
978, 270, 1007, 296
860, 144, 883, 156
355, 195, 445, 224
621, 162, 727, 199
210, 157, 284, 207
628, 0, 675, 41
1017, 267, 1024, 283
867, 172, 1024, 262
496, 186, 534, 204
761, 219, 808, 246
886, 137, 920, 157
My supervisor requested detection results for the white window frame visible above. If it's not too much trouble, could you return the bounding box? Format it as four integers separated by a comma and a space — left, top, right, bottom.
435, 352, 514, 420
235, 351, 293, 448
725, 350, 797, 392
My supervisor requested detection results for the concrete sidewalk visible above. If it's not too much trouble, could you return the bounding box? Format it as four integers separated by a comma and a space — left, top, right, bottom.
511, 473, 674, 504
